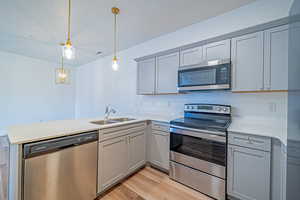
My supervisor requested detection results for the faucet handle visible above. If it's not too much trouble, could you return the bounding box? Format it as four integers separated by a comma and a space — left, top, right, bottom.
105, 105, 110, 112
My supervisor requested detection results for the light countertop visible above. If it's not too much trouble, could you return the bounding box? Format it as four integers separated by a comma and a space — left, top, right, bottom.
7, 114, 177, 145
7, 114, 288, 145
228, 117, 287, 145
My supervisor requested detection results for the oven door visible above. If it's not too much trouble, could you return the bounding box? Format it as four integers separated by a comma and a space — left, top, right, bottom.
178, 60, 231, 91
169, 126, 226, 178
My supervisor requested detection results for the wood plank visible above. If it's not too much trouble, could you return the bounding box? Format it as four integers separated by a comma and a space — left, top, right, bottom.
97, 167, 213, 200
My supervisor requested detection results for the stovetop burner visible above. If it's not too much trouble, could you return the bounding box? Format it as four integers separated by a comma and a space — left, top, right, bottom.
170, 117, 231, 132
170, 104, 231, 132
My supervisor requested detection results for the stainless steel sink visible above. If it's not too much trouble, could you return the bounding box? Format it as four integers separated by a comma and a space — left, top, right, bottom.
110, 117, 135, 122
90, 120, 117, 125
90, 118, 135, 125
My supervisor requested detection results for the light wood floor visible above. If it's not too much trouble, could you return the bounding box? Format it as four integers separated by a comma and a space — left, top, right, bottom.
97, 166, 213, 200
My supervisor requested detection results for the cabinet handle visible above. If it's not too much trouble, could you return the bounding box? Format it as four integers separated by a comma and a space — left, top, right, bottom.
248, 137, 253, 144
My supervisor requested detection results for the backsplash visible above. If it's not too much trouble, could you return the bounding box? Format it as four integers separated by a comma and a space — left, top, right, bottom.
135, 92, 287, 121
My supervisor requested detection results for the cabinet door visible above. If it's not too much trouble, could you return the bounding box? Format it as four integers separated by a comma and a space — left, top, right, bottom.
137, 58, 156, 94
264, 25, 289, 91
128, 131, 146, 173
150, 131, 169, 171
203, 39, 231, 61
0, 137, 9, 200
180, 46, 203, 67
98, 136, 128, 192
231, 32, 264, 91
156, 52, 179, 94
227, 145, 271, 200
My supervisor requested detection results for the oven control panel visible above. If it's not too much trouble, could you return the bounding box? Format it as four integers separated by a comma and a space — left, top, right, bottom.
184, 104, 231, 114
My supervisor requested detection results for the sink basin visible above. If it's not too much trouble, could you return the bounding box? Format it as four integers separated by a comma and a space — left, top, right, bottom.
90, 120, 117, 125
110, 118, 136, 122
90, 118, 135, 125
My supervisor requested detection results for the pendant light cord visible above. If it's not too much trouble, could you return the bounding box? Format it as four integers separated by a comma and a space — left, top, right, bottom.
61, 56, 64, 70
114, 13, 117, 58
68, 0, 71, 41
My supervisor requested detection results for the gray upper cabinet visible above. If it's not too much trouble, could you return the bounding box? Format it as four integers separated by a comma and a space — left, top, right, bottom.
180, 46, 203, 67
227, 145, 271, 200
264, 25, 289, 91
137, 58, 156, 95
156, 52, 179, 94
231, 32, 264, 91
203, 39, 231, 61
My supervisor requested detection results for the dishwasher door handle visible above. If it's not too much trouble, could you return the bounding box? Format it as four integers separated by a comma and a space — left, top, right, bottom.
23, 131, 98, 158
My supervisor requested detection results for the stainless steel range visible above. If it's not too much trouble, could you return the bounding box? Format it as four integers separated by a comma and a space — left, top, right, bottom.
169, 104, 231, 200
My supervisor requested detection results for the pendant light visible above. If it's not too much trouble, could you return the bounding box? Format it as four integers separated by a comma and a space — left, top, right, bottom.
112, 7, 120, 71
62, 0, 75, 60
56, 56, 70, 84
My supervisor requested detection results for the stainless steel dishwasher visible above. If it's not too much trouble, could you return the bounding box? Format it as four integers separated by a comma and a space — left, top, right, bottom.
23, 131, 98, 200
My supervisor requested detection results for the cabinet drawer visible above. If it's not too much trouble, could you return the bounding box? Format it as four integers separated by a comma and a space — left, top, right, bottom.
99, 122, 146, 142
228, 132, 271, 152
152, 121, 170, 132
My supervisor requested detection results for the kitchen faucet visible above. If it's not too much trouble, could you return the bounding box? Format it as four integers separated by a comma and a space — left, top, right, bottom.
104, 105, 116, 121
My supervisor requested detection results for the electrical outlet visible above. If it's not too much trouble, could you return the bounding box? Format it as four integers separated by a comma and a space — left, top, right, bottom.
268, 102, 277, 113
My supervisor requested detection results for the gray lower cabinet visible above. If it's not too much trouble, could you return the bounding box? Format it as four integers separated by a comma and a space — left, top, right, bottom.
149, 122, 170, 171
0, 136, 9, 200
98, 123, 146, 193
98, 135, 128, 192
128, 131, 146, 173
203, 39, 231, 61
156, 52, 179, 94
227, 134, 271, 200
231, 32, 264, 92
137, 58, 156, 94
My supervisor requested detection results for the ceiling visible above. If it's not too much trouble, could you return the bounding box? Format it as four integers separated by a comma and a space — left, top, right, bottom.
0, 0, 256, 66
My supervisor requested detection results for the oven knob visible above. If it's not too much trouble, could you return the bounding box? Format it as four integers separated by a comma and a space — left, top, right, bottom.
217, 107, 222, 111
223, 108, 228, 112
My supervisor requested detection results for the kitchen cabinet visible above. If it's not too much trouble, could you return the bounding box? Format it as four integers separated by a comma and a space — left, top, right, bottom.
232, 25, 289, 92
180, 46, 203, 67
203, 39, 231, 61
156, 52, 179, 94
98, 122, 147, 193
98, 135, 128, 192
149, 122, 170, 171
231, 32, 264, 91
227, 133, 271, 200
137, 58, 156, 94
0, 136, 9, 200
128, 131, 146, 173
264, 25, 289, 91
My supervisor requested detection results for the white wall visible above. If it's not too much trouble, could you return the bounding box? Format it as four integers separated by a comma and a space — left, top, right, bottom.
75, 0, 291, 122
0, 51, 76, 135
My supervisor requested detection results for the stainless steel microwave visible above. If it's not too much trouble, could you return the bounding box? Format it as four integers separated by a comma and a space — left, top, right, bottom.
178, 59, 231, 92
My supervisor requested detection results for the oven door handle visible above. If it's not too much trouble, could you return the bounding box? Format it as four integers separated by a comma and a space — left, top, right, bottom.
170, 126, 226, 143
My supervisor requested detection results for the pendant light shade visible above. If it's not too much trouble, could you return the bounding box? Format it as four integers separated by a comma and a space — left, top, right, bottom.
62, 40, 75, 60
62, 0, 75, 60
56, 57, 70, 84
112, 7, 120, 71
